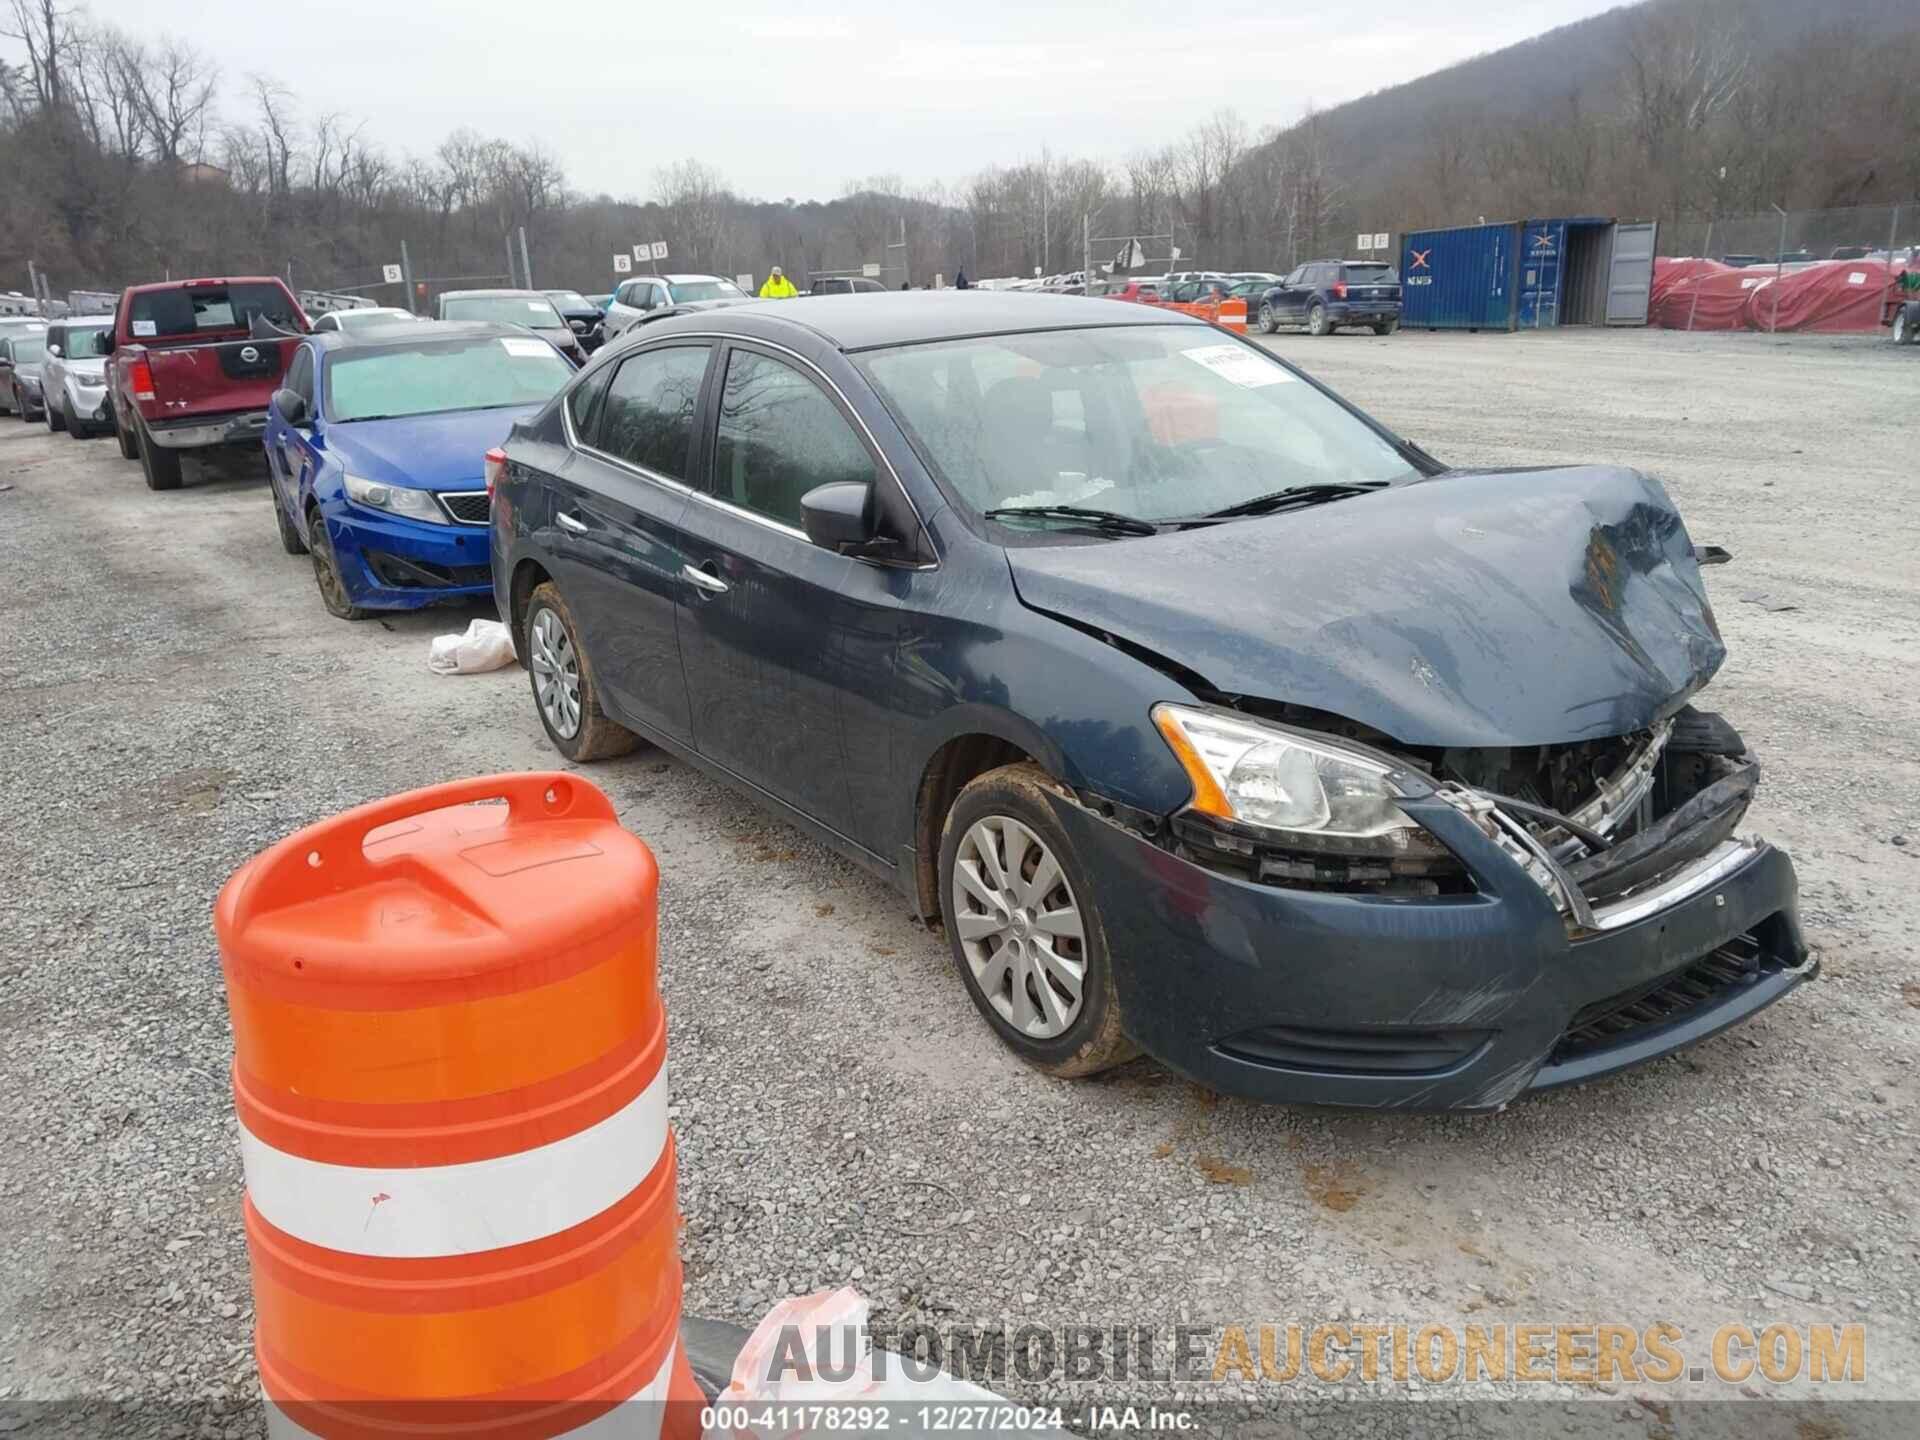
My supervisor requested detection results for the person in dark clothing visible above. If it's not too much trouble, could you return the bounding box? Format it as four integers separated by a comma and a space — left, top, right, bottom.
955, 269, 971, 290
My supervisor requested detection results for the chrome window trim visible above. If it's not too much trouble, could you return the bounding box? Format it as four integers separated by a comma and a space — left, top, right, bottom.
562, 329, 938, 565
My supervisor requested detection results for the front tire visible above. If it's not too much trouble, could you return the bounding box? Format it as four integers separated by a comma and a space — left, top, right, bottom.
1307, 302, 1331, 336
137, 421, 183, 490
1257, 302, 1278, 335
1896, 305, 1918, 346
524, 582, 639, 762
47, 399, 66, 432
938, 762, 1136, 1078
307, 508, 372, 620
62, 396, 87, 438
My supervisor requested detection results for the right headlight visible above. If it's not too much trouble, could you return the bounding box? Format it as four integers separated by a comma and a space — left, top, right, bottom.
1153, 703, 1427, 854
344, 472, 450, 525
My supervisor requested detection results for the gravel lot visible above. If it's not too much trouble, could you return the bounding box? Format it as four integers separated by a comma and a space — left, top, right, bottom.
1, 327, 1915, 1436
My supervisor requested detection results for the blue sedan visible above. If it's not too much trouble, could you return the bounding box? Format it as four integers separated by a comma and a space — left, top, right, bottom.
263, 321, 575, 619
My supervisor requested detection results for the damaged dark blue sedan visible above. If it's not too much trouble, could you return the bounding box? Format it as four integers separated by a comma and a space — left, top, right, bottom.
491, 292, 1812, 1111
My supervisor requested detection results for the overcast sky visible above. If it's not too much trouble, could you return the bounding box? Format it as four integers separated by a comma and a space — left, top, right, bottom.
94, 0, 1623, 202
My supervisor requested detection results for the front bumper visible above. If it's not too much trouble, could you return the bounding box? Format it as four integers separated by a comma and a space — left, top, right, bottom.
67, 378, 110, 424
146, 410, 270, 449
1049, 793, 1811, 1112
322, 501, 493, 612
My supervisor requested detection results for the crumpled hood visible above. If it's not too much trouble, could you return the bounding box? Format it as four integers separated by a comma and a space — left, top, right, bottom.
327, 405, 542, 491
1006, 465, 1725, 747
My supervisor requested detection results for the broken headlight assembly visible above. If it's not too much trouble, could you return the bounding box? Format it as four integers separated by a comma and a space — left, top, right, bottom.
1152, 704, 1453, 874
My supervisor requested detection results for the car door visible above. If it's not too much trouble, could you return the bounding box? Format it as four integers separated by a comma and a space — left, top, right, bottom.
267, 346, 318, 531
1273, 267, 1307, 323
548, 341, 715, 744
673, 341, 882, 839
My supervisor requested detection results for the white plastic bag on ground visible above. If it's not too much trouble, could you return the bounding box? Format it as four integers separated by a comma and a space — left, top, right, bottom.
428, 618, 517, 675
709, 1288, 1065, 1440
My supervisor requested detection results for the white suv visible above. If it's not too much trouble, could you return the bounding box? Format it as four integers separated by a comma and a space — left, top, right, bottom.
603, 274, 749, 340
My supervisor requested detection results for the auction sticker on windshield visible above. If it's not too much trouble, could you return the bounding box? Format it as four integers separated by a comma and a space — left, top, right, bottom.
1182, 343, 1292, 387
500, 338, 552, 358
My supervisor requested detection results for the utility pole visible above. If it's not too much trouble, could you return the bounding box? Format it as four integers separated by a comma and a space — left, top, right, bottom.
1041, 145, 1050, 274
505, 235, 518, 289
518, 227, 533, 290
1083, 211, 1092, 296
400, 238, 418, 315
26, 260, 40, 316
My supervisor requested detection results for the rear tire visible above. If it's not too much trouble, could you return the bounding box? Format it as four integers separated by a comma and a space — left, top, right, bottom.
113, 407, 139, 459
524, 582, 640, 762
1373, 319, 1399, 336
137, 421, 183, 490
938, 762, 1137, 1079
1896, 305, 1918, 346
1257, 302, 1278, 335
1307, 302, 1330, 336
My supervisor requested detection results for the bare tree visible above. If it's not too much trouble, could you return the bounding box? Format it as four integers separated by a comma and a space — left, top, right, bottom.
126, 34, 216, 166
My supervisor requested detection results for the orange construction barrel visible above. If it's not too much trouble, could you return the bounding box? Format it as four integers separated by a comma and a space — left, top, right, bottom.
1216, 297, 1249, 334
214, 773, 702, 1439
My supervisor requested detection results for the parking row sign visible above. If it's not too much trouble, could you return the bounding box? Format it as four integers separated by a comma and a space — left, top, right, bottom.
1355, 232, 1391, 252
632, 241, 670, 262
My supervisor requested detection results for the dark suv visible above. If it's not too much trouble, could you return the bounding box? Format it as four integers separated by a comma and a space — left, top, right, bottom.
1258, 261, 1402, 336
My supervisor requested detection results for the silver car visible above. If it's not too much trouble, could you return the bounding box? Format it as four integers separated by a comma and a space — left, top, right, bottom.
41, 318, 114, 438
602, 273, 749, 340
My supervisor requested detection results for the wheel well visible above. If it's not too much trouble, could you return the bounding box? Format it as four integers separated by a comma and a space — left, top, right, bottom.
508, 559, 553, 664
913, 734, 1036, 922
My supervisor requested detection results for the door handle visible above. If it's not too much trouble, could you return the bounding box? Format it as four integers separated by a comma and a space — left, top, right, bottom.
680, 562, 729, 596
556, 511, 588, 534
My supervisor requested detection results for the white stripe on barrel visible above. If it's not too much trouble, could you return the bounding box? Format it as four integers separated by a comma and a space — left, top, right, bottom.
240, 1068, 669, 1257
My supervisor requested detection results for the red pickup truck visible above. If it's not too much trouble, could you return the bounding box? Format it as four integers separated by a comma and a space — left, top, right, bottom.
107, 276, 310, 490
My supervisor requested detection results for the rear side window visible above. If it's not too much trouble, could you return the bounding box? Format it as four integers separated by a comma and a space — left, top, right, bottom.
567, 362, 614, 443
712, 349, 875, 529
128, 283, 301, 339
597, 344, 710, 479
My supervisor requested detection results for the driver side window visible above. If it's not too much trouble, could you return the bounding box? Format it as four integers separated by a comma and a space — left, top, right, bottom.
286, 348, 315, 411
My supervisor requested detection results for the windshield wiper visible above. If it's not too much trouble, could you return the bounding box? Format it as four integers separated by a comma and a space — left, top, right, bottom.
1193, 481, 1390, 521
984, 505, 1161, 536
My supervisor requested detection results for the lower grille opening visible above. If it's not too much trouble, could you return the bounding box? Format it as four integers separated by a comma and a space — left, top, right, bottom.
364, 550, 490, 590
1551, 922, 1782, 1063
1217, 1023, 1493, 1076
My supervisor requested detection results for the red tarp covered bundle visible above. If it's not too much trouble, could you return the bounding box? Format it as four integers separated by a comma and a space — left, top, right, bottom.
1650, 257, 1729, 323
1744, 259, 1895, 333
1651, 257, 1895, 333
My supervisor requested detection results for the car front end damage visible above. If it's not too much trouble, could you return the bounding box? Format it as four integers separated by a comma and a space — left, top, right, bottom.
1048, 703, 1809, 1111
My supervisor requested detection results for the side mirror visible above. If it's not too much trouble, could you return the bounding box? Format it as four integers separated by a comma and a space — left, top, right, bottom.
800, 481, 876, 554
47, 344, 62, 357
272, 387, 309, 428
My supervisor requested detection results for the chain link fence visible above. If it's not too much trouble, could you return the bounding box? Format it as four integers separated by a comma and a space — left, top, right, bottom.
1659, 201, 1919, 266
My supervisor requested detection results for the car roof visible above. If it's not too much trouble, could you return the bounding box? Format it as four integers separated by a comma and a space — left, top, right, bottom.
632, 291, 1205, 352
311, 320, 532, 353
439, 289, 555, 301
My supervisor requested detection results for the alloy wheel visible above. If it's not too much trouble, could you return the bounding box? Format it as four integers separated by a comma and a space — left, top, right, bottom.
530, 607, 582, 739
950, 815, 1087, 1039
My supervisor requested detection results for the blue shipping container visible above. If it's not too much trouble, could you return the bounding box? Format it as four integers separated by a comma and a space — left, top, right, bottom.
1400, 223, 1520, 330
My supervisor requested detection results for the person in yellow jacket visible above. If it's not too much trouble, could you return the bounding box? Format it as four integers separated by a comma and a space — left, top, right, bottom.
758, 266, 798, 299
